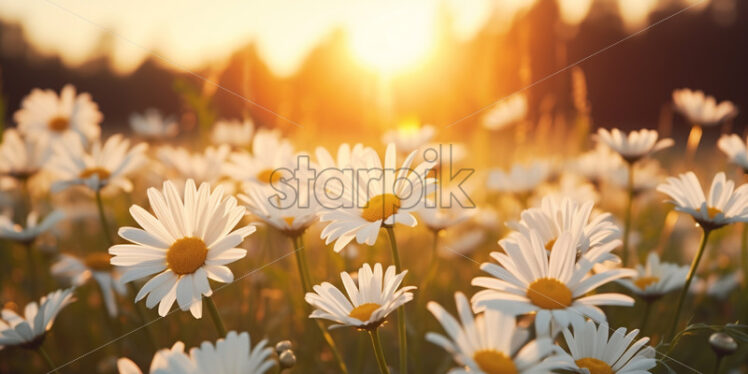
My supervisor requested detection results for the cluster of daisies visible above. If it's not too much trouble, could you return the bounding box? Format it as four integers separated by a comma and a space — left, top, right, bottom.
0, 83, 745, 374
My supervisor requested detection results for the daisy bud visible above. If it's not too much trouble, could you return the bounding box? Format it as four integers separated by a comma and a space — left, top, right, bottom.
279, 349, 296, 369
709, 332, 738, 357
275, 340, 293, 354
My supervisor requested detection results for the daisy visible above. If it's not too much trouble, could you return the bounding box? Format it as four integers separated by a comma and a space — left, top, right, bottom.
0, 210, 64, 244
157, 145, 231, 185
427, 292, 573, 374
595, 128, 673, 164
562, 319, 656, 374
222, 129, 295, 185
471, 230, 636, 330
0, 288, 75, 349
657, 172, 748, 231
416, 199, 473, 232
607, 160, 665, 196
51, 253, 126, 317
482, 93, 528, 131
46, 134, 148, 193
108, 179, 256, 318
238, 183, 317, 238
672, 88, 738, 126
314, 143, 376, 208
305, 263, 415, 330
130, 109, 179, 140
117, 341, 195, 374
211, 119, 254, 148
14, 85, 102, 142
487, 161, 550, 195
571, 143, 623, 187
189, 331, 275, 374
505, 196, 621, 256
381, 119, 436, 154
718, 134, 748, 172
617, 252, 688, 300
318, 143, 435, 252
0, 129, 51, 180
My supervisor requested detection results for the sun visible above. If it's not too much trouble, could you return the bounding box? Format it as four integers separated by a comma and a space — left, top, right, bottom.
347, 3, 435, 74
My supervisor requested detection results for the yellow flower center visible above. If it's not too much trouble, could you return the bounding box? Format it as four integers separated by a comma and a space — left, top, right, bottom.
707, 206, 722, 219
349, 302, 381, 322
526, 278, 572, 309
473, 350, 518, 374
48, 116, 70, 132
79, 167, 111, 180
634, 276, 659, 290
257, 169, 281, 184
84, 252, 112, 271
362, 194, 401, 222
575, 357, 613, 374
283, 217, 295, 227
545, 238, 556, 251
166, 237, 208, 275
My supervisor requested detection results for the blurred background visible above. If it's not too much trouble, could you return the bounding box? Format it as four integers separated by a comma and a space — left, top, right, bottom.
0, 0, 745, 144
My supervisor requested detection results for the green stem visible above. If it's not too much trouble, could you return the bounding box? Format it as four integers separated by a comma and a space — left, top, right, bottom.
368, 329, 391, 374
291, 235, 349, 374
205, 296, 227, 337
95, 189, 114, 247
622, 162, 635, 267
37, 346, 60, 374
666, 228, 711, 341
639, 299, 653, 334
714, 355, 723, 374
384, 226, 407, 374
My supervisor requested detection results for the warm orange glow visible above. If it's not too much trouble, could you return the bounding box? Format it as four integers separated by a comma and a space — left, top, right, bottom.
348, 3, 435, 73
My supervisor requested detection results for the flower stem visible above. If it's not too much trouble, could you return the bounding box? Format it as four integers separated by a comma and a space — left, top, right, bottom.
291, 235, 349, 374
94, 189, 114, 247
622, 162, 635, 266
384, 226, 407, 374
368, 329, 391, 374
639, 299, 653, 334
37, 346, 60, 374
205, 296, 227, 337
666, 228, 711, 341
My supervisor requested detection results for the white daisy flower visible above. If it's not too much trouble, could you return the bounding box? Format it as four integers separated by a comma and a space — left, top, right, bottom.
416, 202, 472, 232
117, 341, 195, 374
0, 129, 51, 179
315, 143, 375, 170
0, 288, 75, 349
718, 134, 748, 171
189, 331, 275, 374
617, 252, 689, 300
672, 88, 738, 126
157, 145, 231, 185
129, 109, 179, 140
211, 119, 254, 148
238, 183, 318, 237
223, 129, 294, 185
487, 161, 550, 195
471, 230, 636, 330
318, 143, 435, 252
314, 143, 377, 207
571, 143, 623, 186
595, 128, 673, 164
47, 134, 148, 193
531, 174, 599, 205
657, 172, 748, 231
305, 263, 415, 330
505, 196, 621, 256
482, 93, 528, 131
109, 179, 256, 318
607, 160, 665, 195
427, 292, 573, 374
0, 210, 64, 244
381, 120, 436, 154
51, 253, 126, 317
562, 319, 656, 374
14, 85, 102, 142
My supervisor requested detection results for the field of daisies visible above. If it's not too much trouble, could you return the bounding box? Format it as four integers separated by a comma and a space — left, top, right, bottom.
0, 82, 746, 374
